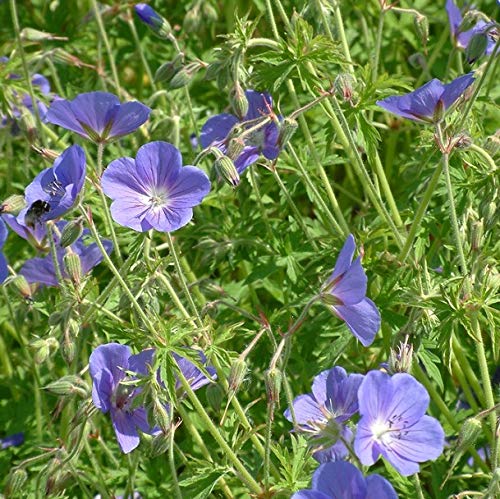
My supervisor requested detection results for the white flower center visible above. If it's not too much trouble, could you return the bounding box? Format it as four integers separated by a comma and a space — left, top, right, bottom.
371, 419, 390, 440
148, 187, 168, 209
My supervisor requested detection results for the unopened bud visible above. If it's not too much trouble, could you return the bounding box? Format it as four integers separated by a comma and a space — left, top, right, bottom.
150, 432, 170, 456
334, 73, 356, 103
457, 417, 482, 454
63, 252, 82, 284
20, 28, 67, 42
480, 201, 496, 229
44, 375, 89, 397
169, 66, 193, 89
206, 383, 224, 412
202, 3, 218, 22
5, 468, 28, 497
135, 4, 172, 38
278, 117, 298, 148
0, 194, 26, 214
214, 155, 240, 188
228, 358, 247, 395
265, 368, 282, 404
153, 400, 171, 433
414, 14, 429, 49
31, 146, 60, 161
59, 218, 84, 248
471, 220, 483, 252
465, 33, 488, 64
10, 275, 33, 300
408, 52, 426, 69
154, 54, 184, 84
320, 291, 340, 306
48, 312, 63, 327
459, 11, 481, 34
230, 82, 249, 119
31, 338, 51, 364
183, 7, 201, 32
226, 137, 245, 160
433, 99, 445, 123
62, 335, 76, 364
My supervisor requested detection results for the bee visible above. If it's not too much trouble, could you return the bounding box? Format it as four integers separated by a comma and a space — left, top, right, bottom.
25, 199, 50, 228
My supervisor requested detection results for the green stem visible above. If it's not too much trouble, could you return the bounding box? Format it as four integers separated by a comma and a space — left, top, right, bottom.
90, 0, 121, 93
372, 11, 385, 83
331, 0, 354, 73
249, 167, 274, 242
95, 143, 123, 265
168, 409, 183, 499
468, 143, 498, 171
412, 474, 425, 499
9, 0, 46, 143
176, 370, 262, 494
398, 160, 443, 262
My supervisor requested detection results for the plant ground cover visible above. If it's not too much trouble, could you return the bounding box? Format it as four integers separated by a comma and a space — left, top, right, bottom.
0, 0, 498, 497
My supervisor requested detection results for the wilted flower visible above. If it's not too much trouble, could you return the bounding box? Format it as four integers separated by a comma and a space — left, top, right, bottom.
376, 73, 475, 123
292, 461, 397, 499
101, 141, 211, 232
89, 343, 215, 453
321, 234, 381, 346
47, 91, 150, 143
284, 366, 363, 463
0, 432, 24, 450
446, 0, 497, 57
16, 145, 86, 226
200, 90, 281, 174
0, 218, 8, 283
354, 370, 445, 476
20, 223, 112, 287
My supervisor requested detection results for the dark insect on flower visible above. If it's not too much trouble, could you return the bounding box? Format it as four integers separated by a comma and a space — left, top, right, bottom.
24, 200, 50, 228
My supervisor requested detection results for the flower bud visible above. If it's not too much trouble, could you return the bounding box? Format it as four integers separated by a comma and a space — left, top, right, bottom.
62, 336, 76, 365
0, 194, 25, 214
226, 137, 245, 160
59, 218, 84, 248
465, 33, 488, 64
320, 292, 340, 306
154, 54, 184, 84
334, 73, 356, 103
456, 417, 482, 455
5, 468, 28, 497
278, 117, 298, 148
152, 400, 171, 434
202, 3, 218, 22
63, 252, 82, 285
183, 7, 201, 32
471, 220, 483, 252
388, 342, 414, 374
265, 367, 282, 404
168, 66, 193, 89
230, 82, 249, 119
228, 358, 247, 396
214, 155, 240, 188
414, 14, 429, 49
135, 4, 172, 38
150, 432, 170, 457
480, 201, 496, 229
44, 375, 89, 397
408, 53, 426, 69
459, 11, 481, 34
31, 338, 51, 364
10, 275, 33, 300
433, 99, 445, 123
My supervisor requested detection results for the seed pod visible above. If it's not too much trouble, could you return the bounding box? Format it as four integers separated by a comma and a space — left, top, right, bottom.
63, 252, 82, 285
214, 155, 240, 188
471, 220, 483, 252
20, 28, 67, 42
59, 218, 84, 248
334, 73, 356, 103
456, 417, 482, 455
0, 194, 25, 214
154, 53, 184, 84
226, 137, 245, 160
278, 117, 298, 148
10, 275, 33, 300
265, 367, 282, 404
168, 66, 192, 89
62, 335, 76, 365
44, 375, 89, 397
227, 358, 247, 396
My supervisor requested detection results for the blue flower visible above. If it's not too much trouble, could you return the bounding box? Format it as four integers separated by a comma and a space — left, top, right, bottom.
0, 218, 8, 283
0, 432, 24, 450
377, 73, 475, 123
200, 90, 281, 174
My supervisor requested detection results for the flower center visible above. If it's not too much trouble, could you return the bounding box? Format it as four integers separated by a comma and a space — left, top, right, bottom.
371, 413, 411, 441
245, 127, 266, 149
148, 187, 168, 209
113, 383, 135, 411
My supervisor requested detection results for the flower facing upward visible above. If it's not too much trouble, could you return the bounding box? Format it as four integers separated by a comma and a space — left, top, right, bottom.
0, 218, 8, 283
89, 343, 216, 453
446, 0, 497, 55
322, 235, 381, 346
376, 73, 475, 123
200, 90, 281, 174
17, 145, 86, 225
101, 141, 211, 232
354, 370, 445, 476
284, 366, 363, 463
47, 91, 151, 143
19, 222, 112, 287
292, 461, 397, 499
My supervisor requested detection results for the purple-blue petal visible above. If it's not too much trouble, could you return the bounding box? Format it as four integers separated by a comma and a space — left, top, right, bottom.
233, 146, 260, 173
200, 113, 239, 148
173, 350, 216, 391
110, 407, 141, 454
285, 393, 326, 428
108, 101, 151, 140
47, 99, 87, 137
20, 256, 60, 286
334, 298, 380, 346
440, 73, 475, 110
312, 427, 352, 463
365, 475, 398, 499
128, 348, 156, 376
89, 343, 131, 388
0, 432, 24, 449
313, 461, 367, 497
71, 92, 120, 136
328, 234, 356, 284
445, 0, 462, 36
244, 90, 273, 121
332, 256, 368, 305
